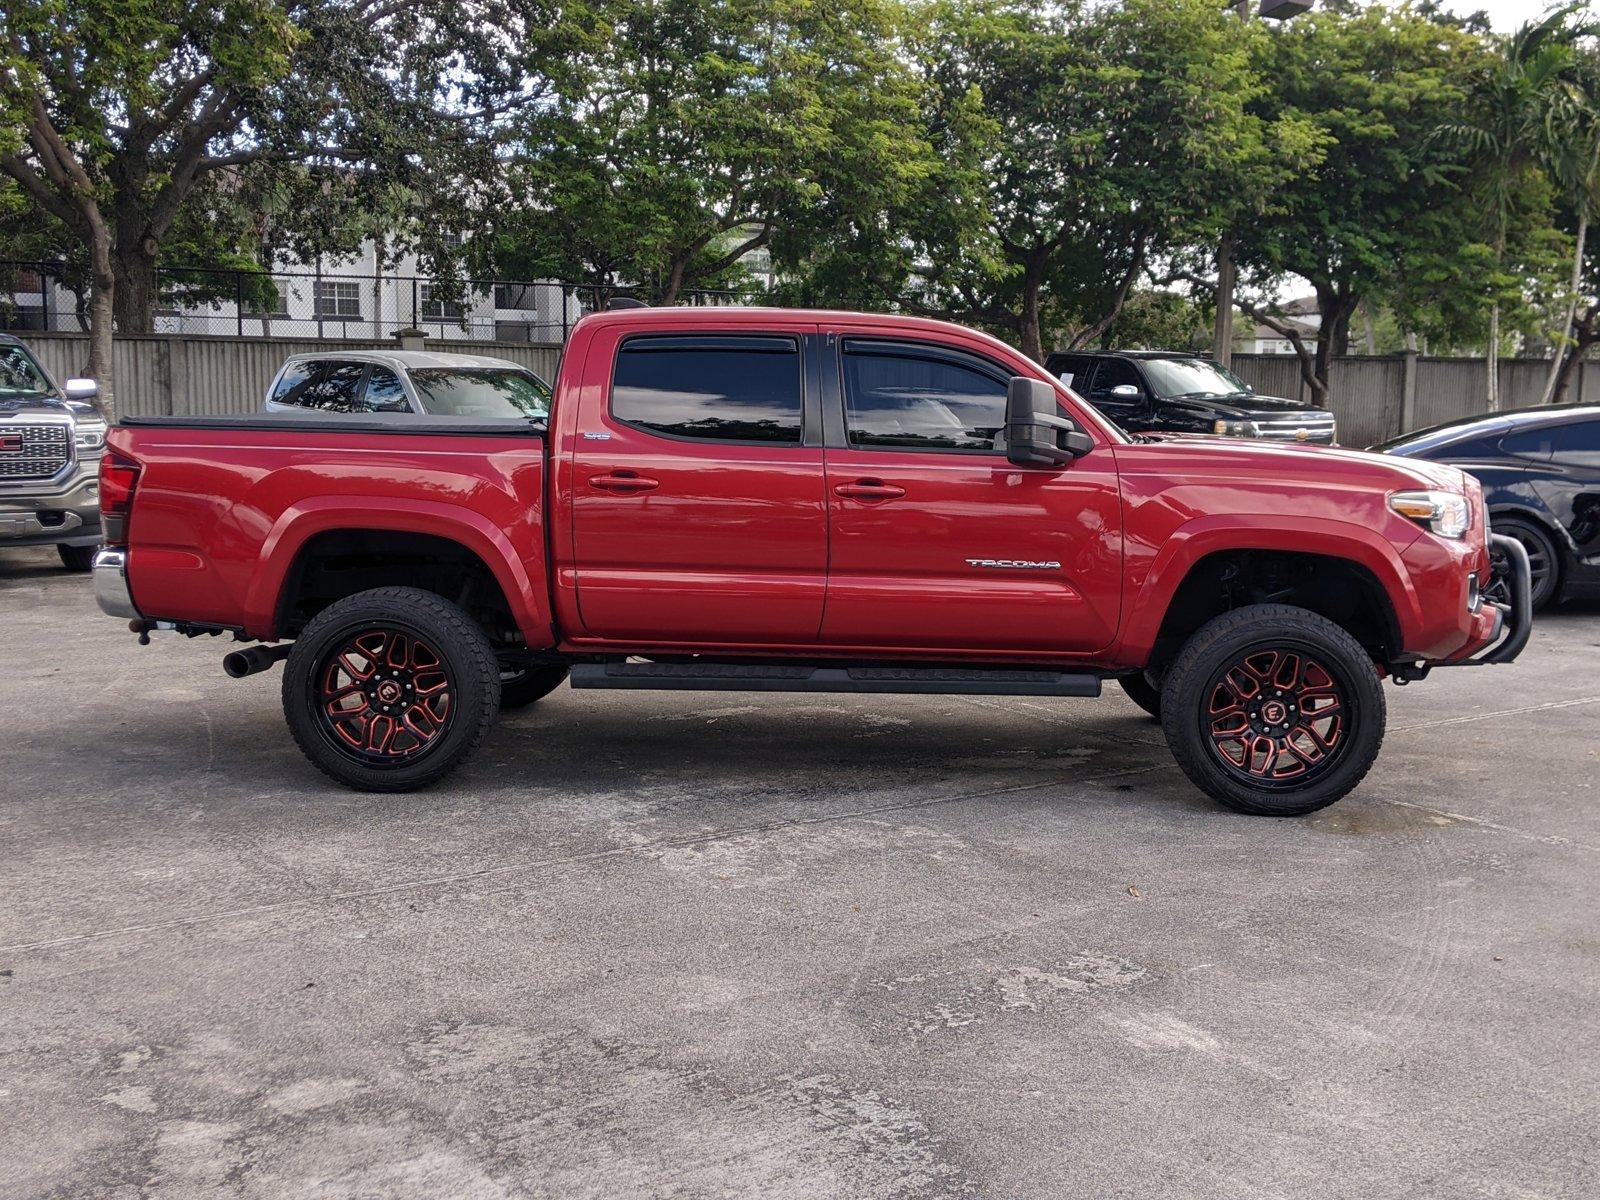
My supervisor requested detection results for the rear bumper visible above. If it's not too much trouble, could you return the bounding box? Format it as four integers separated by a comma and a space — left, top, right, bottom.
92, 547, 140, 619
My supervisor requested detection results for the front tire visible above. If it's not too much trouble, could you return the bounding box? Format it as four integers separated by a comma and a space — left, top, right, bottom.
1160, 604, 1385, 816
282, 587, 500, 792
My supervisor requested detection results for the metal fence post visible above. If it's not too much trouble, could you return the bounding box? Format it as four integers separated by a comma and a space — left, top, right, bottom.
236, 272, 244, 338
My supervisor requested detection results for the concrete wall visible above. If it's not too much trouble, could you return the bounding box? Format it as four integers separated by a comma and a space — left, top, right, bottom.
24, 332, 564, 418
1231, 353, 1600, 448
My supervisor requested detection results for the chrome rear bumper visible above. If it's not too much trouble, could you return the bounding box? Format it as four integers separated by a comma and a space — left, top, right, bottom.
92, 547, 139, 619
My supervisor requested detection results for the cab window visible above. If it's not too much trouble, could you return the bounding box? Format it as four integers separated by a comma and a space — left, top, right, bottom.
841, 340, 1008, 452
611, 335, 802, 443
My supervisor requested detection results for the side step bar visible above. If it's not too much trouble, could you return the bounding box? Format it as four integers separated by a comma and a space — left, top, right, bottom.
569, 661, 1101, 697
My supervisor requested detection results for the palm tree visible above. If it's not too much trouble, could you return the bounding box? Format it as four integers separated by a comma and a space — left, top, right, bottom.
1437, 5, 1587, 412
1538, 43, 1600, 405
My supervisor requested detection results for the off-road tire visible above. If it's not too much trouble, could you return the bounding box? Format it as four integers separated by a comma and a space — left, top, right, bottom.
282, 587, 500, 792
499, 664, 569, 710
58, 543, 96, 572
1117, 672, 1163, 719
1160, 604, 1385, 817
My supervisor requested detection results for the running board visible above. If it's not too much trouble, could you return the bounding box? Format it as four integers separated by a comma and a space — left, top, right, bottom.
569, 662, 1101, 697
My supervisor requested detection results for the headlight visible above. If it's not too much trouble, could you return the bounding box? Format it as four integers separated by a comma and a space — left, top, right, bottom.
1212, 419, 1258, 437
75, 424, 106, 451
1389, 490, 1469, 539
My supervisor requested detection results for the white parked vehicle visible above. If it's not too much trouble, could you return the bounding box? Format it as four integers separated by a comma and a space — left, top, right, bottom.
262, 350, 552, 419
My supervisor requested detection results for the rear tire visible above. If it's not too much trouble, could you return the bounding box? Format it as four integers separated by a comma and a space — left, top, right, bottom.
1160, 604, 1385, 817
57, 543, 96, 572
282, 587, 500, 792
499, 663, 569, 710
1117, 672, 1162, 719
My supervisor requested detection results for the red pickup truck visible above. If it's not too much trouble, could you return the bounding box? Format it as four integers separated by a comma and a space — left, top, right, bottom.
92, 307, 1530, 815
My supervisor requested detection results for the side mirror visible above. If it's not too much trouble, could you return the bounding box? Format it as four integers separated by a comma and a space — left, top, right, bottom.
63, 378, 99, 400
1109, 384, 1141, 400
1005, 377, 1094, 468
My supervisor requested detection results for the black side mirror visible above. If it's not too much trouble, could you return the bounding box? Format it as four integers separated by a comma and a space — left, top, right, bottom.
1005, 377, 1094, 467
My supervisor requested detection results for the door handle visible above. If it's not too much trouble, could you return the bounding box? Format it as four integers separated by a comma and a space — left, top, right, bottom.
834, 479, 906, 501
589, 471, 660, 493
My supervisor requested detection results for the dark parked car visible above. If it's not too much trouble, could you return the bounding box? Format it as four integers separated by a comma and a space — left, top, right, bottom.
1376, 404, 1600, 609
1044, 350, 1337, 444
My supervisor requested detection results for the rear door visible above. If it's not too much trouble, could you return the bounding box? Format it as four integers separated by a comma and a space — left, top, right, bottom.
818, 332, 1122, 654
568, 322, 828, 644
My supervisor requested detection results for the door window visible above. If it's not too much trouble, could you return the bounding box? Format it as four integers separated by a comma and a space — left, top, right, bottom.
1087, 358, 1142, 398
1051, 354, 1093, 390
611, 335, 802, 444
362, 366, 412, 413
1498, 427, 1554, 460
841, 341, 1008, 452
294, 362, 367, 412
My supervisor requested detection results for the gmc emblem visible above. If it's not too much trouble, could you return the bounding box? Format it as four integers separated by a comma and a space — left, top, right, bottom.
0, 433, 22, 454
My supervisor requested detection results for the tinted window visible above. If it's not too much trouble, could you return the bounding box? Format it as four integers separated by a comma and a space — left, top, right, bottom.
409, 368, 549, 419
842, 341, 1007, 452
1554, 420, 1600, 468
296, 362, 366, 412
0, 345, 51, 396
1498, 427, 1553, 459
1088, 358, 1142, 396
612, 336, 802, 443
1051, 354, 1093, 389
269, 361, 319, 408
362, 367, 412, 413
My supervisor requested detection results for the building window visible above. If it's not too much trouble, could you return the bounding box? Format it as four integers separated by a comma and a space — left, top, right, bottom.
420, 285, 465, 321
314, 280, 362, 318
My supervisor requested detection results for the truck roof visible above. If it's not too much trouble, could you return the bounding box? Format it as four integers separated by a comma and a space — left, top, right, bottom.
284, 349, 529, 372
577, 305, 1027, 348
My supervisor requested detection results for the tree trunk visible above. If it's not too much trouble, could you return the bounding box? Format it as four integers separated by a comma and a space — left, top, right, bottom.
1312, 286, 1356, 406
112, 242, 160, 335
1539, 209, 1588, 406
659, 256, 687, 307
1212, 234, 1236, 367
86, 237, 117, 422
1018, 270, 1044, 363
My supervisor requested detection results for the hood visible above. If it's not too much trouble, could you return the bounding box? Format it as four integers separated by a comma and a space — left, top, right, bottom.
0, 393, 74, 419
1185, 392, 1327, 418
1130, 432, 1468, 492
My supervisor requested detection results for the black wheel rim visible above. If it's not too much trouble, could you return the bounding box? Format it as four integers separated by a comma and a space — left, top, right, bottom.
1202, 645, 1356, 791
313, 626, 455, 767
1493, 527, 1554, 605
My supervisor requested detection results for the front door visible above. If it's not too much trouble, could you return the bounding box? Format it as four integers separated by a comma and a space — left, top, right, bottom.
569, 324, 829, 645
818, 333, 1123, 655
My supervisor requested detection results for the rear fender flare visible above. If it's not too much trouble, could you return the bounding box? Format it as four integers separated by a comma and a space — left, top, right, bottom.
243, 496, 553, 644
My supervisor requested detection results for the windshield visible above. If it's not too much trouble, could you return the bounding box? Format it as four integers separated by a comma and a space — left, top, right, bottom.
407, 368, 551, 419
0, 345, 52, 397
1140, 358, 1251, 400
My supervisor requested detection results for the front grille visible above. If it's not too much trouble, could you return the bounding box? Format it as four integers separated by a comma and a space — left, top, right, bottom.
1252, 415, 1337, 442
0, 422, 72, 480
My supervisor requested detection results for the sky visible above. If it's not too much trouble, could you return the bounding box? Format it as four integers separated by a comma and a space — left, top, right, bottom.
1431, 0, 1564, 32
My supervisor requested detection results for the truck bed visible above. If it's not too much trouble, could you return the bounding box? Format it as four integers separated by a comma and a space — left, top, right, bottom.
110, 413, 550, 642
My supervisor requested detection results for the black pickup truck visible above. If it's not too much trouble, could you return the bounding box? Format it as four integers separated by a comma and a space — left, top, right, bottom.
1045, 350, 1337, 445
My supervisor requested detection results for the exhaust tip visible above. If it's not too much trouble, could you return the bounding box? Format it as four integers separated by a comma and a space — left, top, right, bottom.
223, 650, 253, 678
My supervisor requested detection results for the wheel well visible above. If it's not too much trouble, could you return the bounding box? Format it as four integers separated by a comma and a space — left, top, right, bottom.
1489, 506, 1567, 555
1147, 550, 1401, 673
276, 530, 520, 645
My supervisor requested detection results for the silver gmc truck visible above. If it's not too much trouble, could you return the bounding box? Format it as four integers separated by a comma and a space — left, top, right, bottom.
0, 333, 107, 571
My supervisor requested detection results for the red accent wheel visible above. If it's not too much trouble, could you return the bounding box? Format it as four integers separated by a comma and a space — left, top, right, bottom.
1202, 647, 1351, 790
313, 627, 455, 766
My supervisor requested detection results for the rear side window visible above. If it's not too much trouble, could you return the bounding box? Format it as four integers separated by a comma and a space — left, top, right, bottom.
611, 335, 802, 443
842, 340, 1008, 452
1498, 427, 1553, 459
362, 367, 411, 413
1553, 419, 1600, 469
1050, 354, 1092, 389
272, 361, 365, 412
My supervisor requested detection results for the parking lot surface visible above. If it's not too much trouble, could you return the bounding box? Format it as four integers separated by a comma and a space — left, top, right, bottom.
2, 546, 1597, 1199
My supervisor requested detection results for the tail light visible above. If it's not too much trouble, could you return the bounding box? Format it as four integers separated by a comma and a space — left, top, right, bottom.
100, 451, 140, 546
